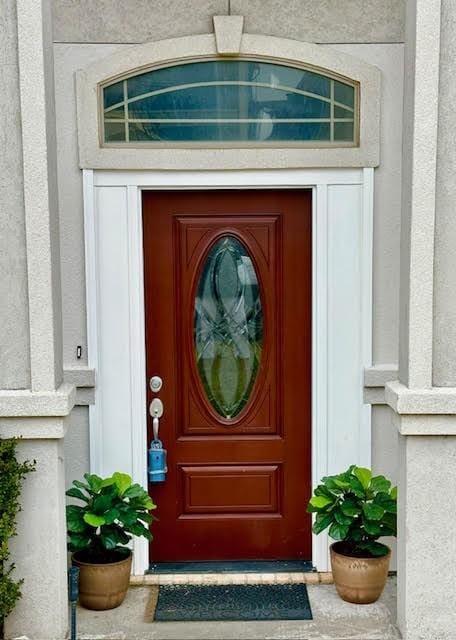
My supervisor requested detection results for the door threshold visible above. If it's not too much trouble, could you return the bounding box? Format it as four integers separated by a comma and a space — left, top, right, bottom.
131, 560, 330, 586
132, 570, 332, 587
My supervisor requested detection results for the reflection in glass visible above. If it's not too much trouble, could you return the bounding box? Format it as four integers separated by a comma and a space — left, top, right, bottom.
194, 236, 263, 419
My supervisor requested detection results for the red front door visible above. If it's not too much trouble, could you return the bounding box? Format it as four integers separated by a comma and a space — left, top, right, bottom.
143, 190, 312, 561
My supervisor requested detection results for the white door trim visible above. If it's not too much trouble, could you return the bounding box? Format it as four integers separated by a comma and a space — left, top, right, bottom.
83, 168, 373, 574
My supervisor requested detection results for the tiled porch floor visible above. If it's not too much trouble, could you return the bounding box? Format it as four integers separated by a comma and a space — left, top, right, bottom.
77, 577, 400, 640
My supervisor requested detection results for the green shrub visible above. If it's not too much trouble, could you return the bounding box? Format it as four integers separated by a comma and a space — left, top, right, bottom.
66, 472, 156, 563
0, 439, 35, 623
307, 465, 397, 557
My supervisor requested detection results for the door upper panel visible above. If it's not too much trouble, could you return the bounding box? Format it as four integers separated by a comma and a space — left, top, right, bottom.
176, 216, 282, 436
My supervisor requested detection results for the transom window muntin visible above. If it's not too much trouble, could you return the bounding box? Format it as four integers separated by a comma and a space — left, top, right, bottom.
101, 58, 359, 146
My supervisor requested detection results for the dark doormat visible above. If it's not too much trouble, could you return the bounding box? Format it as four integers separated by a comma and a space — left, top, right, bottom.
152, 583, 313, 621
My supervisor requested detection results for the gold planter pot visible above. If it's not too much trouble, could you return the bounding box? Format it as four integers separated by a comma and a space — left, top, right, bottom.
330, 543, 391, 604
72, 551, 132, 610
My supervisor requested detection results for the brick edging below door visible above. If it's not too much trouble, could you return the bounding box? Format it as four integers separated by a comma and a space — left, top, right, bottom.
130, 572, 334, 586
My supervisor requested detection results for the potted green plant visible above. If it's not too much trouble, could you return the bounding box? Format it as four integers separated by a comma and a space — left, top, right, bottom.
66, 472, 156, 610
307, 465, 397, 604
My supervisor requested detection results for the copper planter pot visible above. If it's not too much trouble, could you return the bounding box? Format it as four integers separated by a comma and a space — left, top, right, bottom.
330, 543, 391, 604
72, 551, 132, 610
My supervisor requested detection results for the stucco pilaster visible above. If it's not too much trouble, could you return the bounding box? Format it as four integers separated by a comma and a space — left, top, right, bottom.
1, 1, 72, 638
433, 0, 456, 386
16, 0, 63, 392
0, 0, 31, 389
4, 435, 69, 640
388, 1, 456, 638
395, 432, 456, 640
398, 0, 440, 390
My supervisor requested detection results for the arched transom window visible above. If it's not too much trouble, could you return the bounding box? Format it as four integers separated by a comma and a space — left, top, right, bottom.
102, 59, 358, 146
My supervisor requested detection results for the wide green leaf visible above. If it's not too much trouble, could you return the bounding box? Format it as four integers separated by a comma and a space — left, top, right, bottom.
308, 495, 333, 512
128, 522, 150, 537
354, 467, 372, 490
328, 521, 349, 541
93, 493, 115, 514
362, 518, 382, 536
68, 533, 92, 551
321, 476, 344, 494
363, 502, 385, 521
314, 485, 334, 499
374, 492, 397, 513
390, 486, 398, 500
66, 504, 84, 515
66, 487, 89, 503
143, 497, 156, 510
66, 506, 88, 533
117, 508, 138, 526
340, 498, 361, 516
100, 532, 118, 550
137, 512, 153, 525
72, 479, 90, 491
348, 475, 365, 498
369, 475, 391, 493
83, 513, 106, 527
384, 500, 396, 514
382, 512, 397, 530
112, 472, 132, 496
334, 478, 350, 489
312, 513, 333, 535
84, 473, 103, 493
100, 476, 116, 488
123, 484, 148, 499
334, 509, 353, 526
100, 525, 131, 548
103, 508, 120, 525
380, 526, 396, 537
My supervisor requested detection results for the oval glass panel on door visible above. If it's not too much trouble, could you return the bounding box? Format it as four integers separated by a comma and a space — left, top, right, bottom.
194, 235, 263, 421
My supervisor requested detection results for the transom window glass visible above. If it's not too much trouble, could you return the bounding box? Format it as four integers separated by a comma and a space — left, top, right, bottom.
102, 59, 357, 145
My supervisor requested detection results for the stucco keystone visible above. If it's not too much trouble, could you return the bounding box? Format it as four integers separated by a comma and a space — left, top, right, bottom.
385, 379, 456, 416
213, 15, 244, 56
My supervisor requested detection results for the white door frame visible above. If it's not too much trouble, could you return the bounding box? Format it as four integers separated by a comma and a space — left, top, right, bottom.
83, 167, 373, 574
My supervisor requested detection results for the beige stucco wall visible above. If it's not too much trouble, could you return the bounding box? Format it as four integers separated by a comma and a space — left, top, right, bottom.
234, 0, 405, 44
64, 405, 90, 485
52, 0, 405, 44
54, 43, 121, 367
332, 44, 403, 365
372, 405, 398, 566
0, 0, 31, 389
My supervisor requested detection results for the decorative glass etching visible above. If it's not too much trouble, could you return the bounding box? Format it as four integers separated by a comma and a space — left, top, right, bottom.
194, 236, 263, 419
102, 60, 357, 145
